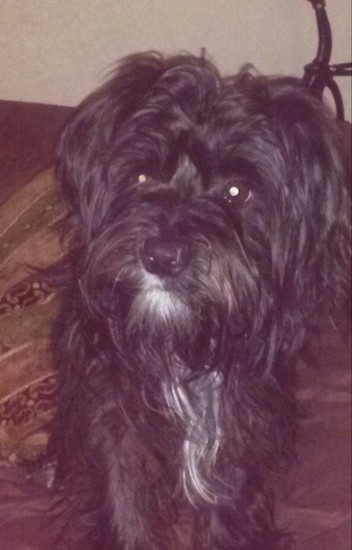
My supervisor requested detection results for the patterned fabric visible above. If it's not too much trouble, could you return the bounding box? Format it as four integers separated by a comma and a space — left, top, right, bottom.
0, 169, 64, 465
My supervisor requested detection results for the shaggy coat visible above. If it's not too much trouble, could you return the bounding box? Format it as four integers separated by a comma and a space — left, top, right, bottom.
45, 53, 350, 549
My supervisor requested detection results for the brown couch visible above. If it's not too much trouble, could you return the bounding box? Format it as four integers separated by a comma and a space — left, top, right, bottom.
0, 99, 350, 549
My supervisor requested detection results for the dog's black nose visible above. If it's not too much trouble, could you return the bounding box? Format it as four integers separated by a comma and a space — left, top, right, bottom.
141, 236, 189, 276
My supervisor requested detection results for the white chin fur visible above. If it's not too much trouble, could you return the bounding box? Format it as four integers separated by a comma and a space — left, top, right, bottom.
128, 272, 188, 328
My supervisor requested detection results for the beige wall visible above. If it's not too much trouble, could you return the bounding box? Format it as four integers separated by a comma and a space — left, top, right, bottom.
0, 0, 351, 120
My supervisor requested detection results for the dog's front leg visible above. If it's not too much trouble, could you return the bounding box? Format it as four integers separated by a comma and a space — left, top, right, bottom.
90, 426, 178, 550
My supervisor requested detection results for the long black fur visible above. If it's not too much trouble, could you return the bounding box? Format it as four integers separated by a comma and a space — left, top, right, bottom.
45, 52, 350, 549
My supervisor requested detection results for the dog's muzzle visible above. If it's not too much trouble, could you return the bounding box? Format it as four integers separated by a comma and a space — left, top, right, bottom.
140, 236, 190, 277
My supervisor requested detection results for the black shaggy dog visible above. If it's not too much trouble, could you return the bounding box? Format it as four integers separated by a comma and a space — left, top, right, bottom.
45, 53, 350, 549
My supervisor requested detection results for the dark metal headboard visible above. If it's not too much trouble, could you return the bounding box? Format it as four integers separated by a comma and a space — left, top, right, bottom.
303, 0, 351, 120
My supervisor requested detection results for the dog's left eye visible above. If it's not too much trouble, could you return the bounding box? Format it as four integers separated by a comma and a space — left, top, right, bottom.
223, 181, 252, 205
138, 174, 149, 184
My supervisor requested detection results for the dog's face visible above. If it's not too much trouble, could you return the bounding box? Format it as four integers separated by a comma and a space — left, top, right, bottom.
57, 53, 349, 372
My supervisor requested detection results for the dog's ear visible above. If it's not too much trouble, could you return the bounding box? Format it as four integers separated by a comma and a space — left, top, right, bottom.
268, 86, 350, 315
55, 53, 170, 238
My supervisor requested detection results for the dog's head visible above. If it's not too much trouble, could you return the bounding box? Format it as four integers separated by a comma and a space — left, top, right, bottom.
56, 52, 350, 372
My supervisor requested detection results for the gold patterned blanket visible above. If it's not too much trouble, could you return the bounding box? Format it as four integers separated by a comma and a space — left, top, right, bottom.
0, 169, 63, 466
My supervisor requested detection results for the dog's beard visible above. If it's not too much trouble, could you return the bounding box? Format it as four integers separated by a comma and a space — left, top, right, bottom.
113, 269, 220, 369
113, 258, 247, 366
121, 268, 237, 505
